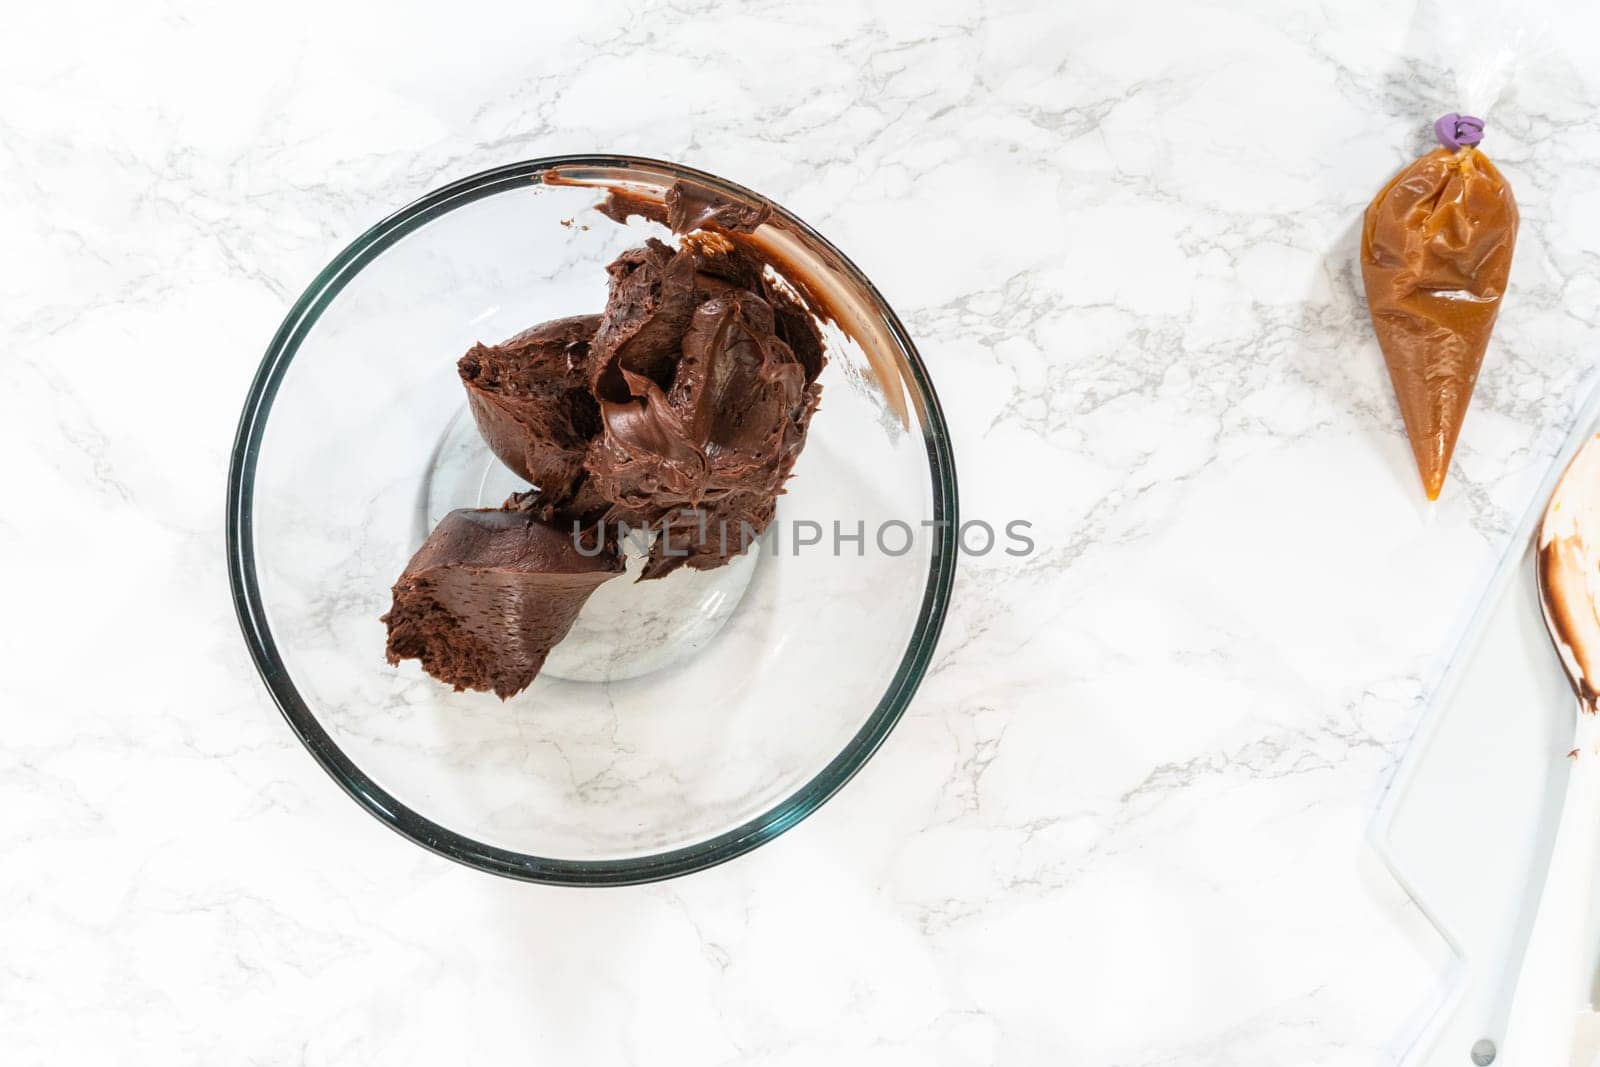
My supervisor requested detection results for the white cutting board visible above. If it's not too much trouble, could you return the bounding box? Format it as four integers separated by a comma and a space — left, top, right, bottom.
1374, 387, 1600, 1067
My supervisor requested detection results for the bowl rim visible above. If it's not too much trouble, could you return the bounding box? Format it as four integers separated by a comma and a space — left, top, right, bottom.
226, 154, 958, 886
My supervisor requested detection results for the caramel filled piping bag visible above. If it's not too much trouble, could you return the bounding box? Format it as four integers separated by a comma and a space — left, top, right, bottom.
1360, 113, 1518, 500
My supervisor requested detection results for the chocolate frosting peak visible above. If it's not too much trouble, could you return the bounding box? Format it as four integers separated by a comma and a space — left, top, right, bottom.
584, 239, 822, 576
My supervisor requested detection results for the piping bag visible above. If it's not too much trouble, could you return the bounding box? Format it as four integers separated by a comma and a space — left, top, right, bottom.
1359, 1, 1524, 501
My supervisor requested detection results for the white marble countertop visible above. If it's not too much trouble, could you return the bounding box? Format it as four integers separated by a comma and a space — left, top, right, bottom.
8, 0, 1600, 1062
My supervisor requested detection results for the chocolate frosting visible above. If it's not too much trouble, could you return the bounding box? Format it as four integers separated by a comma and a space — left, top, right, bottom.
383, 508, 622, 698
593, 290, 819, 576
1361, 146, 1517, 500
458, 314, 602, 508
459, 232, 824, 575
584, 235, 823, 577
387, 178, 830, 695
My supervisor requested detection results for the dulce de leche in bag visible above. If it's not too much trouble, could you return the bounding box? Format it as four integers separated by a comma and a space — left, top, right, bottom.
1360, 113, 1518, 500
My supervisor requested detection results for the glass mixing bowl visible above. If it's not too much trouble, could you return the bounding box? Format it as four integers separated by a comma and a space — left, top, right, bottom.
227, 156, 957, 885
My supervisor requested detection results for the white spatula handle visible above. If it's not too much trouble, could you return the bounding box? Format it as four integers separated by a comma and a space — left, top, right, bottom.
1503, 711, 1600, 1066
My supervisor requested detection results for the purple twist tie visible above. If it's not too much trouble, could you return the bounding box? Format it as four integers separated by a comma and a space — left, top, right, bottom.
1434, 113, 1485, 150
